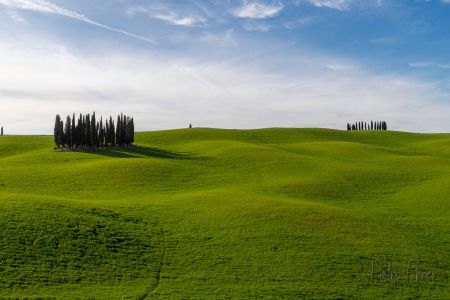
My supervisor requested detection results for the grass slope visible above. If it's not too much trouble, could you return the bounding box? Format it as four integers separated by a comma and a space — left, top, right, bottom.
0, 128, 449, 299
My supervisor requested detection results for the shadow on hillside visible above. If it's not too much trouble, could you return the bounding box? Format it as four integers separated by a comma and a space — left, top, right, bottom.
84, 145, 202, 160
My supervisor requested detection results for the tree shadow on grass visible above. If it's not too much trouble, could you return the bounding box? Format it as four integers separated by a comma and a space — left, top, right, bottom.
83, 145, 203, 160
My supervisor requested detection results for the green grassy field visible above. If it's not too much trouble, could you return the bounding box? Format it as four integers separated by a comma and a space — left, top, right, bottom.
0, 128, 448, 299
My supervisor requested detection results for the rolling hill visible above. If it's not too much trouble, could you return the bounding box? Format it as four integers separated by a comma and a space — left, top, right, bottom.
0, 128, 448, 299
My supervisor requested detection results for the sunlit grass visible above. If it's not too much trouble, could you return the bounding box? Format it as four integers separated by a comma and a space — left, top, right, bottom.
0, 128, 448, 298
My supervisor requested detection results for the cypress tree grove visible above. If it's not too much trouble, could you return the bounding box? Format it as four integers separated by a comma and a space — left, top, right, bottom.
53, 112, 135, 150
347, 120, 389, 131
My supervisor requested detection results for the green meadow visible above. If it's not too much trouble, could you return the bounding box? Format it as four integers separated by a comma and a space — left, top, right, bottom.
0, 128, 448, 299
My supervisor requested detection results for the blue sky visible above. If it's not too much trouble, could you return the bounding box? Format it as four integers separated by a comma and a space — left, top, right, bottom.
0, 0, 449, 133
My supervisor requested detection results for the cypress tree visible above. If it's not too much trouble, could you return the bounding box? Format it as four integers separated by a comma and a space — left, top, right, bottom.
96, 121, 100, 148
116, 115, 121, 147
91, 112, 96, 149
99, 117, 104, 148
79, 115, 84, 147
77, 114, 83, 148
65, 115, 72, 148
108, 117, 114, 147
121, 114, 125, 145
131, 117, 135, 144
54, 115, 62, 148
86, 114, 91, 148
59, 119, 65, 148
71, 114, 76, 148
111, 119, 116, 148
105, 119, 110, 147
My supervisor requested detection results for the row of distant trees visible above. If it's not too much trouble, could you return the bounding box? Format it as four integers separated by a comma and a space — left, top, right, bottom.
54, 113, 134, 149
347, 121, 388, 131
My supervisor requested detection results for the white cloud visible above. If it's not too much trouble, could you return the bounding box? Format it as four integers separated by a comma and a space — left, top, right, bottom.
304, 0, 384, 10
233, 1, 283, 19
243, 21, 272, 32
0, 0, 156, 44
128, 5, 206, 27
408, 62, 433, 68
198, 28, 236, 46
6, 9, 26, 23
305, 0, 352, 11
0, 40, 449, 134
152, 12, 205, 27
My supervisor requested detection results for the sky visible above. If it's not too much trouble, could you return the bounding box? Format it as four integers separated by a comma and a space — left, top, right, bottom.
0, 0, 449, 134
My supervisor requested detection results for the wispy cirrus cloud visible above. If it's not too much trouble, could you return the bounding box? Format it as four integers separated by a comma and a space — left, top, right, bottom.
128, 5, 206, 27
408, 61, 433, 68
304, 0, 384, 11
152, 12, 205, 27
0, 0, 156, 44
243, 21, 272, 32
233, 1, 283, 19
6, 9, 26, 23
305, 0, 353, 11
